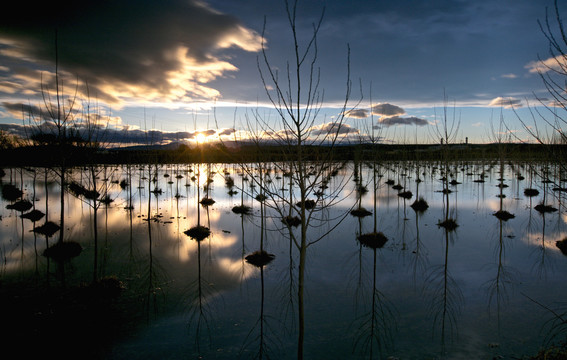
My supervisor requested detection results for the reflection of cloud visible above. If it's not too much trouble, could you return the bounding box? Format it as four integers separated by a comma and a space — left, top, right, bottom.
0, 0, 262, 107
378, 115, 428, 127
488, 97, 522, 109
372, 103, 406, 116
523, 230, 567, 254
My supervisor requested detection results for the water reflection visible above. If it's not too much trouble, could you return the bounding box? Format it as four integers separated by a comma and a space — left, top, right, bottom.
0, 161, 566, 359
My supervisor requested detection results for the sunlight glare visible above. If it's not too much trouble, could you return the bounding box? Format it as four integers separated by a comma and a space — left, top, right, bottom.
195, 132, 206, 144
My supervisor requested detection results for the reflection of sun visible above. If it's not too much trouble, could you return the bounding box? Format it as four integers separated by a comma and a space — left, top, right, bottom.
195, 132, 206, 144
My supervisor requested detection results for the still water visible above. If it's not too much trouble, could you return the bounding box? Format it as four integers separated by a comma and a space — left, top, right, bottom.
1, 161, 566, 359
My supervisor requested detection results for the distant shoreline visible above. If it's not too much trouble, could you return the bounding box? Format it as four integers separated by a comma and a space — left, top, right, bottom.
0, 142, 563, 166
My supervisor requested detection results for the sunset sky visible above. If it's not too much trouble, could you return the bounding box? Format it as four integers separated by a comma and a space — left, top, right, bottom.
0, 0, 565, 145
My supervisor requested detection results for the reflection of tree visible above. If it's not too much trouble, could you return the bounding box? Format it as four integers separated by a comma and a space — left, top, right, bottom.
183, 163, 215, 354
239, 1, 355, 357
242, 229, 277, 359
424, 226, 463, 350
425, 107, 463, 351
185, 235, 216, 354
484, 181, 517, 336
351, 150, 397, 357
353, 235, 397, 358
410, 200, 429, 285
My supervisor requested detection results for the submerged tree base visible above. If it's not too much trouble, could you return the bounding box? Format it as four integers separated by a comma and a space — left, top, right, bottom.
200, 197, 215, 206
437, 218, 459, 231
245, 250, 275, 267
282, 215, 301, 227
411, 198, 429, 212
493, 210, 515, 221
534, 203, 558, 213
524, 188, 540, 197
358, 232, 388, 249
6, 199, 32, 212
398, 190, 413, 199
21, 209, 45, 222
33, 221, 61, 237
556, 237, 567, 256
232, 204, 252, 215
350, 207, 372, 217
43, 241, 83, 262
184, 225, 211, 241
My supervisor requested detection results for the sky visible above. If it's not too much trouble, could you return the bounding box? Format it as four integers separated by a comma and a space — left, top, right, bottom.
1, 0, 566, 146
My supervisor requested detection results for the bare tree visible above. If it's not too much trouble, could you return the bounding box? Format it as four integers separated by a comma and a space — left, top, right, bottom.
234, 1, 356, 358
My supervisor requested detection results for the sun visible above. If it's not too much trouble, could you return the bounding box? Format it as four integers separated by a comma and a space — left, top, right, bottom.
195, 132, 206, 144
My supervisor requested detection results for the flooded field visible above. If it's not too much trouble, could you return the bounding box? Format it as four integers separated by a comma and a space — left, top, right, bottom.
1, 160, 566, 359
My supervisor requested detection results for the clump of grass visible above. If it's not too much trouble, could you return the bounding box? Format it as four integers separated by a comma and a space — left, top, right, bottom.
184, 225, 211, 241
357, 232, 388, 249
232, 204, 251, 215
529, 342, 567, 360
245, 250, 275, 267
282, 215, 301, 227
2, 184, 22, 201
437, 218, 459, 231
493, 210, 515, 221
43, 241, 83, 262
535, 203, 558, 213
524, 188, 540, 197
398, 190, 413, 199
296, 199, 316, 210
556, 237, 567, 256
200, 197, 215, 206
21, 209, 45, 222
350, 207, 372, 217
411, 197, 429, 212
6, 199, 32, 212
33, 221, 61, 237
228, 189, 238, 196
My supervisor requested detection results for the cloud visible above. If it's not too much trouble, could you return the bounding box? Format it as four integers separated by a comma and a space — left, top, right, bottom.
488, 96, 523, 108
0, 121, 242, 146
500, 73, 517, 79
525, 55, 567, 74
309, 122, 359, 136
378, 116, 428, 127
217, 128, 236, 137
198, 129, 217, 137
372, 103, 406, 117
0, 0, 263, 108
344, 109, 368, 119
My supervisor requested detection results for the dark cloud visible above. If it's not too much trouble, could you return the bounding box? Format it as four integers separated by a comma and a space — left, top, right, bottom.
198, 129, 217, 137
372, 103, 406, 116
378, 116, 428, 127
0, 0, 262, 106
0, 122, 241, 146
309, 122, 359, 136
2, 102, 42, 118
344, 109, 368, 118
218, 128, 236, 136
